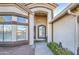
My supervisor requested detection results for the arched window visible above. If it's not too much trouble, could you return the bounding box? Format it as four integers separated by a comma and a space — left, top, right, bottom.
38, 25, 46, 39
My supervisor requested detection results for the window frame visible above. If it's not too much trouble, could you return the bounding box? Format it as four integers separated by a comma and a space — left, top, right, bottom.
0, 15, 29, 42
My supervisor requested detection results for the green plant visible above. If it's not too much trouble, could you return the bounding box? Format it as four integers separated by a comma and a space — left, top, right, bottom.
47, 42, 73, 55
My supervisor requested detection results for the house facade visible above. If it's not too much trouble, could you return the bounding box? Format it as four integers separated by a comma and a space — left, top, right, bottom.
0, 3, 79, 55
0, 3, 57, 46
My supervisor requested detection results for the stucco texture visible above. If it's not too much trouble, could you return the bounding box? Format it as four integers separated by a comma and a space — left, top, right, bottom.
53, 14, 76, 53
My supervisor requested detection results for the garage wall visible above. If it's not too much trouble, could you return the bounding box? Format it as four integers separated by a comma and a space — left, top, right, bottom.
53, 14, 76, 53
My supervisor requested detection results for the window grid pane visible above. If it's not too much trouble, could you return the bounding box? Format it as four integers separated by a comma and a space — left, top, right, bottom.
17, 25, 27, 41
0, 25, 3, 41
4, 25, 12, 41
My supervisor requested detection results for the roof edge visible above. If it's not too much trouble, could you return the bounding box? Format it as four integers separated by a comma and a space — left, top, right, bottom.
49, 3, 78, 23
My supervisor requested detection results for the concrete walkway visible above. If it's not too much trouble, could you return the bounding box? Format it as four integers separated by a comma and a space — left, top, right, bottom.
0, 42, 53, 55
0, 45, 35, 55
35, 42, 53, 55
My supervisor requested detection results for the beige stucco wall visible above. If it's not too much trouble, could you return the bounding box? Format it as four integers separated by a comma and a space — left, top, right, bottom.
53, 14, 76, 53
35, 15, 47, 40
0, 6, 28, 16
35, 15, 47, 25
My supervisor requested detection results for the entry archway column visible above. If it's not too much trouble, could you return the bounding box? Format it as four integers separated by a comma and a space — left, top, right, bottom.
29, 13, 35, 45
47, 12, 52, 43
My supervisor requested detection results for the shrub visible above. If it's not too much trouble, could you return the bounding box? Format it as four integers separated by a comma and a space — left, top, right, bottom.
47, 42, 73, 55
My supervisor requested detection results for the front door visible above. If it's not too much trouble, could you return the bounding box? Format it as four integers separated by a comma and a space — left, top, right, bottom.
38, 25, 46, 41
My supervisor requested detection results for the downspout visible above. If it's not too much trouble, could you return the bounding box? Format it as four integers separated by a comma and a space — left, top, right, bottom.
68, 10, 79, 55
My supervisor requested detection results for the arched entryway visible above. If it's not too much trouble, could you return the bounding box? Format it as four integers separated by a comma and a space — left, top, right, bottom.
29, 7, 53, 45
34, 11, 47, 42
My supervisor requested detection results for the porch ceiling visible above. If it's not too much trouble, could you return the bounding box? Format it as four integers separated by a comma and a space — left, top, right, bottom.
17, 3, 58, 11
35, 11, 47, 16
